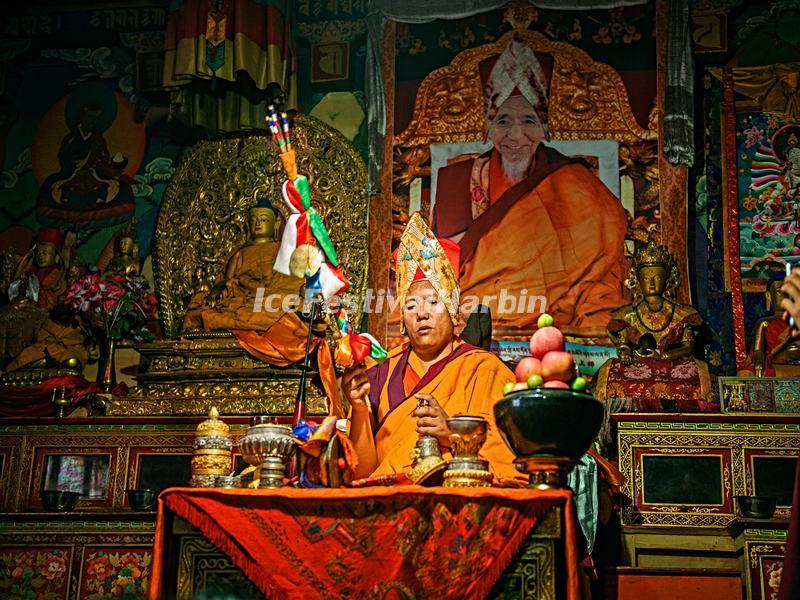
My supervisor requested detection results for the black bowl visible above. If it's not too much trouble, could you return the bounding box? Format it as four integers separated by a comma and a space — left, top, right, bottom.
493, 389, 604, 459
41, 490, 80, 512
127, 488, 157, 512
736, 495, 776, 519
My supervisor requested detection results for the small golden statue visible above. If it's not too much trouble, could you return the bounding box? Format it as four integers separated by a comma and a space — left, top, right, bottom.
739, 280, 800, 377
105, 219, 139, 277
0, 228, 87, 372
182, 198, 304, 331
594, 241, 713, 410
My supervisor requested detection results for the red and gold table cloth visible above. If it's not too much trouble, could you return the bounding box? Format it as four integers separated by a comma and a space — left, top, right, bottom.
149, 486, 580, 600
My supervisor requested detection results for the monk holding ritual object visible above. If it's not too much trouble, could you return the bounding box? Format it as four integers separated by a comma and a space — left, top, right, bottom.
343, 213, 522, 484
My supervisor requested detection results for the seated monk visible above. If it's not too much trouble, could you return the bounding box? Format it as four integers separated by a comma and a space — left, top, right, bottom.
739, 278, 800, 377
1, 228, 87, 371
342, 213, 522, 484
432, 37, 628, 330
183, 198, 304, 331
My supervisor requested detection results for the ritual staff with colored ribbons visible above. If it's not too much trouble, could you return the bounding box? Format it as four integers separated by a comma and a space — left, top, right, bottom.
342, 213, 523, 484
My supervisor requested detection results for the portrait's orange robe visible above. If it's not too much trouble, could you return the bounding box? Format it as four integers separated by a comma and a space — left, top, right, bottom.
349, 339, 523, 484
434, 147, 628, 329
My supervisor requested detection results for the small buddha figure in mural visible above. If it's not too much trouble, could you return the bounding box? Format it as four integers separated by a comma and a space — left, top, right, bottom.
594, 241, 714, 411
182, 198, 304, 331
738, 278, 800, 377
0, 228, 87, 371
105, 220, 140, 277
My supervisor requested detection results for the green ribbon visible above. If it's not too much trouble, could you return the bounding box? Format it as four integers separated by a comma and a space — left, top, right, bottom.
369, 341, 388, 363
294, 175, 339, 265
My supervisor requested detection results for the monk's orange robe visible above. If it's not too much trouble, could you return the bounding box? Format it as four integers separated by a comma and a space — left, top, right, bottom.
434, 147, 628, 329
349, 339, 523, 485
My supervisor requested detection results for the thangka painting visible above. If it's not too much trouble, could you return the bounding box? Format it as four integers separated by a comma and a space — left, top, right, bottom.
385, 3, 670, 344
734, 114, 800, 290
34, 80, 144, 231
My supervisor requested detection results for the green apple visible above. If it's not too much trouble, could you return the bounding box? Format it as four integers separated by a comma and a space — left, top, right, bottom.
537, 313, 554, 328
503, 382, 515, 395
571, 376, 587, 391
526, 374, 543, 388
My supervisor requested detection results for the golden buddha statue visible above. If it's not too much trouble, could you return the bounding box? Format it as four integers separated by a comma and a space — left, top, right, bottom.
739, 279, 800, 377
594, 241, 713, 411
182, 198, 304, 331
0, 228, 87, 372
105, 220, 140, 277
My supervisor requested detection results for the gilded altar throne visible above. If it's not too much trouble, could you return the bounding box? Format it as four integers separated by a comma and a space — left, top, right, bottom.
108, 115, 368, 416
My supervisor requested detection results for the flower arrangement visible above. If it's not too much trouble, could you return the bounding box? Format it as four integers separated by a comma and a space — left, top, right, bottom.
65, 273, 157, 342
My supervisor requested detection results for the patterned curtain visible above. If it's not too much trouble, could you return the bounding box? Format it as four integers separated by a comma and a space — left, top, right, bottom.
163, 0, 296, 132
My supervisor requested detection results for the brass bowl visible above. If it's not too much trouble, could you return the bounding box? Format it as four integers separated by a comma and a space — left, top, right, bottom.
736, 495, 776, 519
41, 490, 80, 512
127, 488, 157, 511
446, 415, 488, 459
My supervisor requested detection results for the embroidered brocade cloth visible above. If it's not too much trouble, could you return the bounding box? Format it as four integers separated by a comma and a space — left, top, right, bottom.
594, 356, 715, 412
149, 486, 581, 600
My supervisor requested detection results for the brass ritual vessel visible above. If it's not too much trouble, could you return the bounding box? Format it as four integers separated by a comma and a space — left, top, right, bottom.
443, 415, 492, 488
238, 422, 295, 488
409, 435, 448, 485
191, 407, 233, 487
408, 397, 447, 485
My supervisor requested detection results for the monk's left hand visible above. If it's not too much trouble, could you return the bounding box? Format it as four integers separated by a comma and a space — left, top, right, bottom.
412, 393, 451, 448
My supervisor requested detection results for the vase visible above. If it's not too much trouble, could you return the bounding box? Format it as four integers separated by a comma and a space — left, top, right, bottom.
97, 337, 116, 392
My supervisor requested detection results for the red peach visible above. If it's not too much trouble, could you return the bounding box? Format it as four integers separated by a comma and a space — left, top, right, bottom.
530, 326, 565, 359
541, 351, 575, 382
543, 380, 570, 389
515, 356, 542, 383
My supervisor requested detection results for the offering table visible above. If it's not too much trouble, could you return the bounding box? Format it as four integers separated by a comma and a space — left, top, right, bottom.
149, 486, 583, 600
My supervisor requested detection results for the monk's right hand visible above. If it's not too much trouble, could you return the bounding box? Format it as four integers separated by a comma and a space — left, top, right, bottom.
341, 365, 371, 410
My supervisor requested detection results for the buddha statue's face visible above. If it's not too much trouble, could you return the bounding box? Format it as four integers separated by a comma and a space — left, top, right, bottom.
638, 265, 667, 298
249, 208, 276, 239
118, 236, 134, 256
34, 243, 58, 268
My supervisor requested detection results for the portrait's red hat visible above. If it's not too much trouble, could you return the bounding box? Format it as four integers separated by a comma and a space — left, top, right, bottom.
35, 228, 66, 251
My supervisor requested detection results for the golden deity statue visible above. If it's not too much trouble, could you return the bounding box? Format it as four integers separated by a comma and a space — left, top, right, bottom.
182, 198, 304, 331
739, 279, 800, 377
0, 228, 86, 372
594, 241, 713, 410
105, 220, 140, 277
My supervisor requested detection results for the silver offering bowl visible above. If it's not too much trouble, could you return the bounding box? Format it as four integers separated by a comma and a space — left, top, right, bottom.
444, 415, 492, 487
238, 423, 295, 488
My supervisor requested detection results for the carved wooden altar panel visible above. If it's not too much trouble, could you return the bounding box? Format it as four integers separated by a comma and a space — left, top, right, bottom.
0, 520, 155, 600
616, 415, 800, 527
